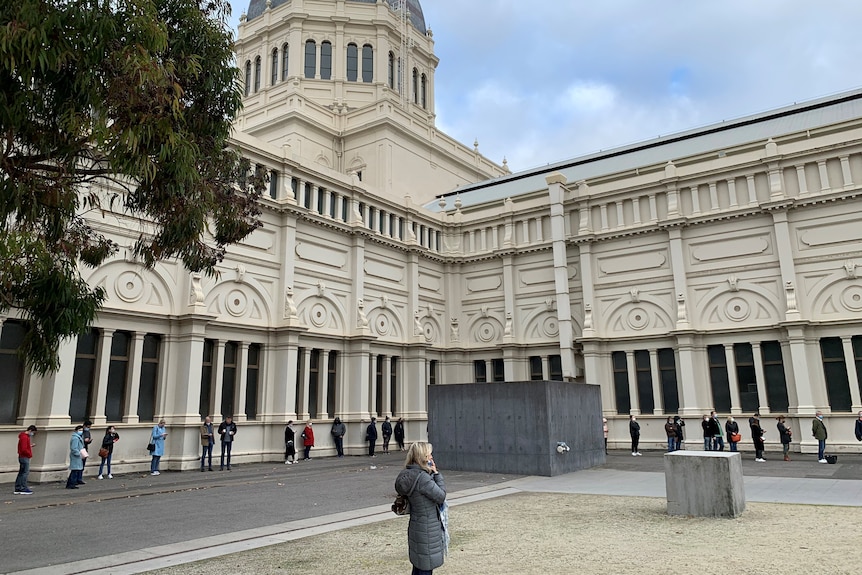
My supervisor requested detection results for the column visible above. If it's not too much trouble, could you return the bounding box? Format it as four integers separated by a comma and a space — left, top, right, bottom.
323, 189, 332, 218
35, 338, 78, 426
785, 327, 816, 413
676, 336, 705, 415
382, 356, 392, 417
842, 337, 862, 411
317, 349, 329, 419
727, 179, 738, 208
599, 204, 608, 231
542, 356, 551, 380
299, 347, 311, 420
90, 329, 115, 426
796, 165, 809, 197
840, 155, 854, 188
752, 343, 770, 414
724, 344, 742, 415
745, 175, 757, 205
648, 194, 658, 222
626, 351, 640, 415
650, 349, 663, 415
708, 182, 719, 211
122, 332, 146, 424
368, 353, 378, 416
690, 186, 701, 214
632, 197, 642, 225
234, 342, 249, 422
817, 160, 830, 192
615, 201, 624, 227
211, 340, 225, 418
311, 185, 320, 214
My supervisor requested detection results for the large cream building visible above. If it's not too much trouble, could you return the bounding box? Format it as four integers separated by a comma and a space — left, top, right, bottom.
3, 0, 862, 481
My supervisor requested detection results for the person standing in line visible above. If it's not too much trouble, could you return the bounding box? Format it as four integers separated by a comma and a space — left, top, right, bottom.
710, 411, 724, 451
382, 416, 393, 454
750, 415, 766, 462
602, 418, 609, 454
150, 419, 168, 475
66, 425, 85, 489
664, 416, 676, 452
855, 411, 862, 443
777, 416, 792, 461
673, 416, 685, 451
366, 417, 379, 457
725, 416, 740, 452
629, 415, 641, 456
218, 415, 237, 470
331, 417, 346, 458
80, 419, 93, 481
200, 416, 215, 471
97, 425, 119, 479
395, 442, 447, 575
701, 414, 713, 451
394, 417, 406, 451
14, 425, 37, 495
284, 420, 297, 464
301, 421, 315, 460
812, 410, 828, 463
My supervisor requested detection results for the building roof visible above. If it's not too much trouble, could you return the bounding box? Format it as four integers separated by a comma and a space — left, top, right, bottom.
424, 89, 862, 212
245, 0, 427, 34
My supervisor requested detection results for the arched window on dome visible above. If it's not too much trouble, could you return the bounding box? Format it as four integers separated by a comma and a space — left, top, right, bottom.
387, 52, 395, 89
420, 73, 427, 109
244, 60, 251, 96
346, 43, 358, 82
281, 43, 289, 81
254, 56, 261, 93
412, 68, 418, 104
361, 44, 373, 83
271, 48, 278, 86
304, 40, 316, 79
321, 41, 332, 80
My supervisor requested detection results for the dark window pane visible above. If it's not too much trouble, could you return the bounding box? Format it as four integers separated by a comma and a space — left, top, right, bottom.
429, 359, 438, 386
854, 336, 862, 401
549, 355, 563, 381
246, 344, 261, 420
388, 355, 396, 415
733, 343, 758, 413
0, 320, 26, 424
269, 170, 278, 198
658, 348, 679, 413
612, 351, 630, 414
707, 345, 731, 412
244, 60, 251, 96
820, 337, 852, 412
320, 41, 332, 80
304, 40, 316, 78
374, 354, 383, 415
346, 43, 358, 81
138, 334, 160, 421
361, 44, 373, 82
69, 328, 99, 422
254, 56, 261, 92
308, 349, 320, 417
222, 342, 238, 417
388, 52, 395, 88
761, 341, 789, 413
634, 350, 654, 414
199, 339, 215, 418
491, 358, 505, 382
474, 360, 487, 383
529, 356, 543, 381
106, 331, 131, 422
295, 347, 305, 415
271, 48, 278, 85
282, 43, 289, 80
421, 73, 427, 108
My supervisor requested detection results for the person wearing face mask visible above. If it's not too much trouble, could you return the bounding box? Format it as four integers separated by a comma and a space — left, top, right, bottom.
14, 425, 37, 495
812, 410, 828, 463
80, 420, 93, 481
629, 415, 641, 456
725, 416, 740, 452
66, 425, 86, 489
150, 419, 168, 475
97, 426, 120, 479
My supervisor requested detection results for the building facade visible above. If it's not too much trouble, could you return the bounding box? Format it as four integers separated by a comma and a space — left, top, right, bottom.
2, 0, 862, 482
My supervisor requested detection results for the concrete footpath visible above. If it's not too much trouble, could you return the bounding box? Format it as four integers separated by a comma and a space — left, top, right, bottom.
4, 450, 862, 575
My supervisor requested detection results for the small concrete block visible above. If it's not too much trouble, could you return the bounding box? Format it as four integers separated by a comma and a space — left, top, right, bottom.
664, 451, 745, 518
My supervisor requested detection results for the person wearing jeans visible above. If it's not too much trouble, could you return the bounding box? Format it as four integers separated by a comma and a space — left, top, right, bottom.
14, 425, 37, 494
664, 417, 676, 452
725, 416, 739, 452
97, 426, 119, 479
218, 415, 237, 470
200, 416, 215, 471
812, 411, 828, 463
150, 420, 168, 475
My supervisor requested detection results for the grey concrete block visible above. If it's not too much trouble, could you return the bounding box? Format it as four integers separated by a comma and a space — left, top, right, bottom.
664, 451, 746, 518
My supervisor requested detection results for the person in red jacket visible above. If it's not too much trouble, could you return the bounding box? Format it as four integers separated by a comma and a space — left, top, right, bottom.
301, 421, 315, 460
14, 425, 37, 495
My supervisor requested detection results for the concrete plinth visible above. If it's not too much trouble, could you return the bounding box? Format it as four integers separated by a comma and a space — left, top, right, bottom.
664, 451, 745, 518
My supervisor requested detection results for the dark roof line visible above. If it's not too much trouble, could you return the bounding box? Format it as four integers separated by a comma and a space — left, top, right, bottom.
440, 90, 862, 199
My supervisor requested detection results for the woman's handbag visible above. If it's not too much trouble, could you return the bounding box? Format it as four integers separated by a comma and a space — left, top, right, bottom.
147, 442, 156, 452
392, 473, 422, 515
730, 432, 742, 442
98, 447, 109, 458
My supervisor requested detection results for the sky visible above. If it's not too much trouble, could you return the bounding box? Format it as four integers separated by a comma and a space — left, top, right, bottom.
229, 0, 862, 173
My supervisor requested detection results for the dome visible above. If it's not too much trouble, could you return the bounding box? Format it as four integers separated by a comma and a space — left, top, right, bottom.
245, 0, 427, 34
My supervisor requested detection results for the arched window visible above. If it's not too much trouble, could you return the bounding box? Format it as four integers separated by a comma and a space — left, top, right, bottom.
412, 68, 418, 104
346, 43, 358, 82
420, 73, 427, 109
320, 41, 332, 80
271, 48, 278, 86
304, 40, 316, 79
361, 44, 373, 83
281, 43, 289, 80
254, 56, 261, 92
244, 60, 251, 96
387, 52, 395, 89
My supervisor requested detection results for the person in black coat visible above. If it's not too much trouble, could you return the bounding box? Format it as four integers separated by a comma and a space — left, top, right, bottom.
750, 416, 766, 462
673, 416, 685, 451
856, 411, 862, 442
701, 415, 713, 451
629, 415, 641, 456
777, 416, 792, 461
381, 416, 393, 454
284, 420, 296, 464
366, 417, 378, 457
218, 415, 237, 470
394, 417, 406, 451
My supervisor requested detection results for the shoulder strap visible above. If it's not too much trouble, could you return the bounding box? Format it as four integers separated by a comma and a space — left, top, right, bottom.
407, 472, 422, 496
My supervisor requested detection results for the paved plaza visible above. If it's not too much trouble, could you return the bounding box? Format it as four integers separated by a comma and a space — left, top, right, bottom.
3, 449, 862, 574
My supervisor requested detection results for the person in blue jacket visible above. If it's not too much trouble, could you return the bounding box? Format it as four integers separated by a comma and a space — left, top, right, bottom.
150, 419, 168, 476
65, 425, 85, 489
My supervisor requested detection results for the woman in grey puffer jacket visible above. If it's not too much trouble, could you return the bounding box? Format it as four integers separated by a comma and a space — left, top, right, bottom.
394, 442, 447, 575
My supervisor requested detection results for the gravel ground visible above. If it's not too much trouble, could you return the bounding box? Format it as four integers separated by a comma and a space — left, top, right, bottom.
153, 492, 862, 575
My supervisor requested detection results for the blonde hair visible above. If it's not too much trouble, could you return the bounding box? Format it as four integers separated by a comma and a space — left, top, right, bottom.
405, 441, 433, 472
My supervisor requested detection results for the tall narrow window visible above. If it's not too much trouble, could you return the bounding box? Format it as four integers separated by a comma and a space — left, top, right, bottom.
491, 358, 505, 382
474, 360, 487, 383
304, 40, 316, 78
549, 355, 563, 381
734, 343, 758, 412
429, 359, 438, 385
221, 342, 238, 417
634, 350, 654, 414
308, 348, 320, 417
761, 341, 789, 413
317, 187, 325, 214
612, 351, 630, 414
327, 350, 338, 417
346, 43, 358, 82
253, 56, 261, 92
271, 48, 279, 86
387, 51, 395, 89
420, 73, 427, 108
105, 331, 130, 422
303, 182, 312, 209
70, 329, 99, 422
854, 336, 862, 400
245, 344, 260, 420
361, 44, 373, 82
412, 68, 418, 103
200, 339, 215, 418
341, 196, 349, 221
529, 356, 543, 380
707, 345, 732, 413
820, 337, 852, 412
320, 41, 332, 80
375, 354, 384, 415
656, 348, 679, 413
281, 43, 289, 80
0, 320, 26, 424
138, 334, 161, 421
330, 192, 339, 218
244, 60, 251, 96
389, 356, 398, 415
295, 347, 305, 415
269, 170, 278, 198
